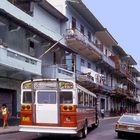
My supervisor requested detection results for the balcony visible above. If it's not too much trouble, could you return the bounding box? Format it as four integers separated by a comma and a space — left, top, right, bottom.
112, 86, 127, 96
102, 55, 115, 68
110, 55, 127, 76
65, 29, 102, 61
98, 55, 115, 69
42, 64, 75, 80
0, 45, 41, 75
76, 66, 107, 91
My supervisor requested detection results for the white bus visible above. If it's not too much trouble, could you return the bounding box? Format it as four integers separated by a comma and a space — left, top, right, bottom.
19, 79, 99, 138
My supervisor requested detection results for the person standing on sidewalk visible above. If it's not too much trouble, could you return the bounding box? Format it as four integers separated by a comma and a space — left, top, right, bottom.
0, 104, 9, 128
101, 108, 105, 119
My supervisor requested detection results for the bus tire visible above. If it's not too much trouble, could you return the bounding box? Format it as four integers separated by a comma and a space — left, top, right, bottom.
94, 118, 99, 127
82, 123, 88, 138
77, 123, 88, 138
92, 118, 99, 128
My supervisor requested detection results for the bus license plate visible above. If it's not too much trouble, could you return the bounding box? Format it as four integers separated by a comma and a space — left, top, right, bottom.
22, 117, 30, 121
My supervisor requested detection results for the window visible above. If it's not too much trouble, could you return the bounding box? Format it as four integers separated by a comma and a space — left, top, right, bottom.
93, 97, 96, 106
88, 31, 91, 41
84, 93, 89, 106
60, 91, 73, 104
78, 89, 84, 106
81, 58, 85, 66
37, 91, 56, 104
23, 91, 33, 103
88, 62, 91, 68
8, 0, 33, 15
80, 25, 84, 35
29, 41, 35, 56
89, 95, 93, 107
105, 49, 108, 56
72, 17, 76, 29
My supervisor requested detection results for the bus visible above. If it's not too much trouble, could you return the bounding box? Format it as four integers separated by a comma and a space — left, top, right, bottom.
19, 79, 99, 138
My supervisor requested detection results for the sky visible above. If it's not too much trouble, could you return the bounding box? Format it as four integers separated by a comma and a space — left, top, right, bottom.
83, 0, 140, 71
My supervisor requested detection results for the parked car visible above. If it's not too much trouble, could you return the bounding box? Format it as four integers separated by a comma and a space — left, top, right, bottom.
115, 113, 140, 138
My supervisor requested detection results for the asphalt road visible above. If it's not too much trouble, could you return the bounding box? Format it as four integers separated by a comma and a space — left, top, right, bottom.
0, 117, 140, 140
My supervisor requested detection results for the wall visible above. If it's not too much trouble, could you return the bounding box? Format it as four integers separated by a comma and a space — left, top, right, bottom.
0, 77, 21, 114
33, 4, 61, 36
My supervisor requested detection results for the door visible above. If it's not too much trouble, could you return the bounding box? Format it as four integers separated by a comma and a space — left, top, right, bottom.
36, 90, 58, 124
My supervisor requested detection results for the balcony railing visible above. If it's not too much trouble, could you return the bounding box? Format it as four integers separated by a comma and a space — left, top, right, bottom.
42, 64, 75, 80
112, 87, 127, 96
0, 45, 41, 75
65, 29, 102, 61
101, 55, 115, 69
77, 66, 106, 86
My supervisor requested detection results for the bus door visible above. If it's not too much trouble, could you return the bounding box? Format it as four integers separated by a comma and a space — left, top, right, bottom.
36, 90, 59, 124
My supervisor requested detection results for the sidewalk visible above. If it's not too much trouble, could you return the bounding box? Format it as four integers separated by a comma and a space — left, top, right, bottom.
99, 116, 120, 121
0, 117, 19, 135
0, 126, 19, 135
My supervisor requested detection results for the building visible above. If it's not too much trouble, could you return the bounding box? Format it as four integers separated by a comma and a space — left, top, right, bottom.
0, 0, 72, 117
0, 0, 139, 118
47, 0, 140, 116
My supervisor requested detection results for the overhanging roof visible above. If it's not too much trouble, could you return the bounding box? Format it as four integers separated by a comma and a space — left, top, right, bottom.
38, 0, 68, 22
113, 45, 127, 56
95, 29, 118, 47
131, 66, 140, 76
67, 0, 104, 31
122, 55, 137, 65
113, 46, 137, 65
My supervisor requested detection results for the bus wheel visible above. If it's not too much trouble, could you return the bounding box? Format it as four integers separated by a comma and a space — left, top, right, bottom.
94, 118, 99, 127
92, 118, 99, 129
77, 124, 88, 138
81, 123, 88, 138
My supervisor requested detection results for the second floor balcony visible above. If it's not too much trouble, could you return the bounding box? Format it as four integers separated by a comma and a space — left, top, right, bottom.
112, 86, 127, 96
42, 64, 75, 80
76, 66, 109, 92
65, 29, 102, 62
97, 55, 116, 69
0, 45, 41, 76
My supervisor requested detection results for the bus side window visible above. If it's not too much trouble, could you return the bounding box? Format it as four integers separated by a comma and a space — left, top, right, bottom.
84, 93, 89, 107
78, 89, 83, 106
93, 97, 95, 106
89, 95, 93, 107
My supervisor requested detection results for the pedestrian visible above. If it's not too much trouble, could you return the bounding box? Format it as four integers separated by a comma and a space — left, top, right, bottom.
101, 108, 105, 119
0, 104, 9, 128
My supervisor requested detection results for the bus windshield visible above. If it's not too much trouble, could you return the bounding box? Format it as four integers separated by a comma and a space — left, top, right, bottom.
60, 91, 73, 104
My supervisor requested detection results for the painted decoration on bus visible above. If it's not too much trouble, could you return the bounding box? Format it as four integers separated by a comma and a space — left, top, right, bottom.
23, 81, 73, 90
59, 81, 73, 89
23, 82, 32, 89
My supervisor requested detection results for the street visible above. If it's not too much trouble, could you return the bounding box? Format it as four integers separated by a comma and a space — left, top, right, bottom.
0, 117, 140, 140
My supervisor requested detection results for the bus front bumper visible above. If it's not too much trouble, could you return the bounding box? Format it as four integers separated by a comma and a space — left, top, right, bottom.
19, 125, 77, 134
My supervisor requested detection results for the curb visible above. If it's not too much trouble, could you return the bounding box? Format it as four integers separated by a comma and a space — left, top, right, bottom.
0, 126, 19, 135
99, 116, 120, 121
